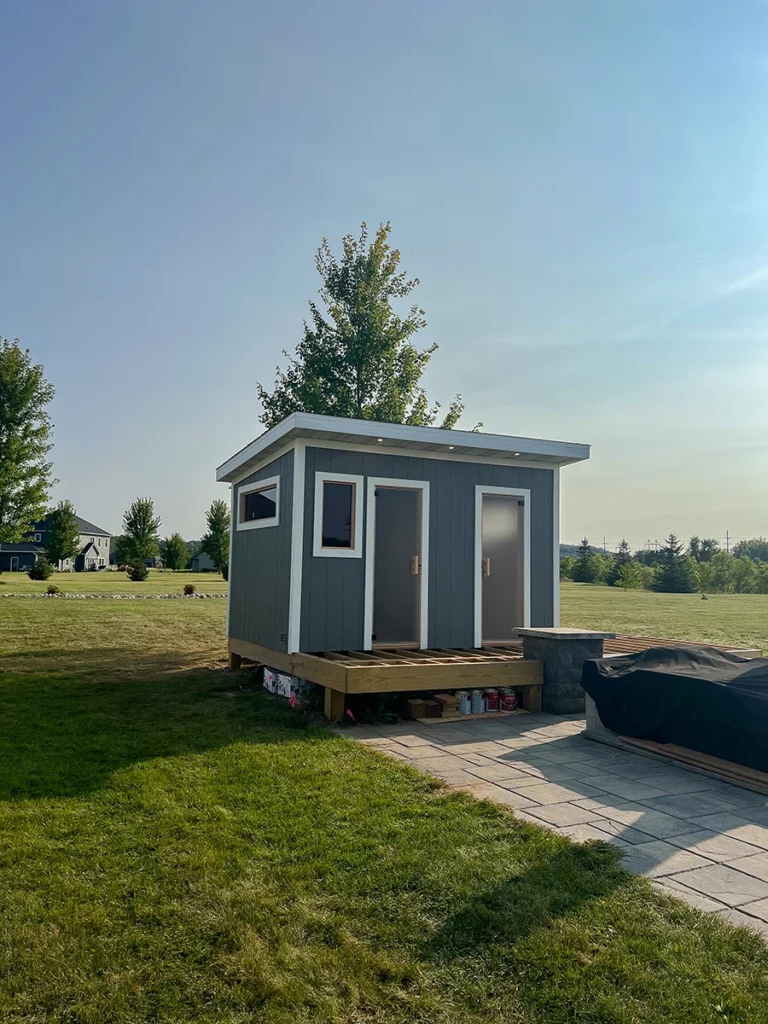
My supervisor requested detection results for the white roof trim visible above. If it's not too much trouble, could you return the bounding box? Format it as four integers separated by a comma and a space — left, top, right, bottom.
216, 412, 590, 482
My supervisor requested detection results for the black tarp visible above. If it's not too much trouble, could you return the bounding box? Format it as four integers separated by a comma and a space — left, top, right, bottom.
581, 646, 768, 773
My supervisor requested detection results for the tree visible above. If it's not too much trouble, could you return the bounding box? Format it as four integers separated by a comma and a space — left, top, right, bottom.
572, 538, 597, 583
559, 555, 576, 580
689, 536, 719, 563
617, 561, 643, 590
732, 556, 758, 594
45, 500, 81, 567
201, 499, 230, 573
111, 534, 132, 567
28, 555, 54, 580
122, 498, 161, 568
733, 537, 768, 562
709, 550, 734, 593
0, 339, 56, 542
606, 538, 632, 586
653, 534, 696, 593
257, 222, 465, 430
162, 533, 189, 571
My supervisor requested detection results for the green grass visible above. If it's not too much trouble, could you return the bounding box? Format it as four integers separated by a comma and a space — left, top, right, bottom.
561, 581, 768, 653
1, 599, 767, 1021
0, 568, 227, 596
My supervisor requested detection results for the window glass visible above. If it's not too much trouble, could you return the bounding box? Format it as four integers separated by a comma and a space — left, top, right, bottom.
322, 482, 354, 547
243, 485, 277, 522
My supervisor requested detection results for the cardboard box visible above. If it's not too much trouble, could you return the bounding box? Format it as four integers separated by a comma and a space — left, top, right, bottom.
424, 700, 442, 718
433, 693, 459, 708
406, 698, 428, 720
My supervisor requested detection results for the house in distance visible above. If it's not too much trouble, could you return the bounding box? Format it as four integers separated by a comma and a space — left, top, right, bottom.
217, 413, 590, 715
0, 515, 111, 572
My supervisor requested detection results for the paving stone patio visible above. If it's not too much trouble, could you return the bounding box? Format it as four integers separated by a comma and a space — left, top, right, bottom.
348, 712, 768, 939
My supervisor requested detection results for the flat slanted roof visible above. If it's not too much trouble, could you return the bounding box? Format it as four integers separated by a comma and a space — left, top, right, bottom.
217, 412, 590, 483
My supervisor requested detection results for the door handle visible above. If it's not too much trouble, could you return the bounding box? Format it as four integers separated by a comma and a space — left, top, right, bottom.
482, 557, 491, 577
411, 555, 420, 575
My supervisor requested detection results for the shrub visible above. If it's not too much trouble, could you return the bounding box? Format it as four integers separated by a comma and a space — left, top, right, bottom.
126, 563, 149, 582
183, 583, 196, 596
87, 563, 98, 572
46, 583, 61, 595
28, 557, 54, 580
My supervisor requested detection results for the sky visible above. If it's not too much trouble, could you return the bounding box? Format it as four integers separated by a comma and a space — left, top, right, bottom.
2, 0, 768, 548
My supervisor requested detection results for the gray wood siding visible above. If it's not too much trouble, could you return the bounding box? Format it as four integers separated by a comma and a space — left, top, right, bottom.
301, 448, 555, 651
228, 450, 293, 650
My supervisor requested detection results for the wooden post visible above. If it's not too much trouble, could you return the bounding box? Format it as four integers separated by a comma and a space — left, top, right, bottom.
324, 686, 345, 720
228, 647, 243, 672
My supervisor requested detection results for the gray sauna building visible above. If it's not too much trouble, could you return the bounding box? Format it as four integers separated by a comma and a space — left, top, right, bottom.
217, 413, 590, 658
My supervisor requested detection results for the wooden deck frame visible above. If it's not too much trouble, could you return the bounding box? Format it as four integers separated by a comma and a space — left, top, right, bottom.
229, 637, 544, 718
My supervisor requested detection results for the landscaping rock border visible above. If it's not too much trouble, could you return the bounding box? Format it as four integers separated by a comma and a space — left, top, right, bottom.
0, 593, 227, 600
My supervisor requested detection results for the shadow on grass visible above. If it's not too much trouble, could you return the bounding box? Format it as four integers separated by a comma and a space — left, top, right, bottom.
0, 663, 330, 802
421, 840, 629, 961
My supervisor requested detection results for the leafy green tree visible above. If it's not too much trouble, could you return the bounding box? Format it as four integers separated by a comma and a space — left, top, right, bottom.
689, 536, 719, 563
617, 561, 643, 590
694, 559, 713, 593
45, 500, 81, 567
606, 538, 632, 586
122, 498, 161, 570
111, 534, 131, 566
653, 534, 696, 593
201, 500, 230, 574
731, 556, 758, 594
0, 339, 56, 542
756, 563, 768, 594
257, 222, 465, 430
559, 555, 576, 580
637, 562, 655, 590
733, 537, 768, 561
162, 533, 189, 571
709, 550, 734, 593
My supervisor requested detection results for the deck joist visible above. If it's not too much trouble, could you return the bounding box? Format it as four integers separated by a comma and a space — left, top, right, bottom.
229, 637, 543, 708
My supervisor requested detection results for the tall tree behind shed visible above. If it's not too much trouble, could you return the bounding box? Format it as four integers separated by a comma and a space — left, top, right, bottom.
653, 534, 696, 593
0, 339, 55, 542
257, 222, 464, 429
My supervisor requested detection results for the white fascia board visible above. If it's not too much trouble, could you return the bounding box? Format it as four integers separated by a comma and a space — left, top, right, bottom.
216, 411, 590, 482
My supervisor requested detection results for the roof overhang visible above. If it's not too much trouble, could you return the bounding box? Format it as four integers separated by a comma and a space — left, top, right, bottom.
216, 412, 590, 483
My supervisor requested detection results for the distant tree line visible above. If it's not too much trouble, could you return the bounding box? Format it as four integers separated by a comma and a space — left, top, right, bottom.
560, 535, 768, 594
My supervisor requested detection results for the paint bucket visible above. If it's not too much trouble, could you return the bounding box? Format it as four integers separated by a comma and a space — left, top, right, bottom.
456, 691, 471, 715
500, 688, 518, 713
470, 689, 485, 714
485, 688, 500, 712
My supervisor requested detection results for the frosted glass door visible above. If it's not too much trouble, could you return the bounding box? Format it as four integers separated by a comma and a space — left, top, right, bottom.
481, 494, 524, 643
372, 487, 421, 645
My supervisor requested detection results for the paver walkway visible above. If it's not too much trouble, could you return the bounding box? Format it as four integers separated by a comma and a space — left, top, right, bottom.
349, 712, 768, 938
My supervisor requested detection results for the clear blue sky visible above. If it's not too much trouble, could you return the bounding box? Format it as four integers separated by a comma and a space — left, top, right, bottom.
2, 0, 767, 547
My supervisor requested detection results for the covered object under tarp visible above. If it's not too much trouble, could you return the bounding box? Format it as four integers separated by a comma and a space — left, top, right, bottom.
582, 646, 768, 774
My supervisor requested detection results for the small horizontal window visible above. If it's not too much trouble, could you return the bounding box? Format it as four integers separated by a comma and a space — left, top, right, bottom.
313, 472, 364, 558
237, 476, 280, 531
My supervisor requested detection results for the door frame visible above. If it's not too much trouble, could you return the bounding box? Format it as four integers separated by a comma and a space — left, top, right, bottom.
474, 485, 531, 648
10, 556, 19, 572
363, 477, 430, 651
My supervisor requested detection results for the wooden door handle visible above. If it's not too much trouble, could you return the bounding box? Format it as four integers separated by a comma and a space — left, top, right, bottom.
482, 557, 491, 577
411, 555, 420, 575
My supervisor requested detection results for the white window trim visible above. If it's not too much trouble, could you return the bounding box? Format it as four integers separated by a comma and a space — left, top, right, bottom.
33, 533, 41, 542
236, 475, 280, 531
312, 471, 364, 559
473, 485, 531, 648
363, 477, 430, 650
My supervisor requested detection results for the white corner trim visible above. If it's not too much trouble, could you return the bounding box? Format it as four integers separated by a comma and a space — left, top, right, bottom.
226, 483, 234, 638
236, 475, 280, 531
473, 485, 531, 648
552, 467, 560, 627
363, 477, 430, 650
287, 442, 305, 653
312, 471, 364, 558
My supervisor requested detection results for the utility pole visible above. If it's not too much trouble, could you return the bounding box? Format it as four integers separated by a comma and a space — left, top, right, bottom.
726, 530, 730, 554
603, 537, 607, 554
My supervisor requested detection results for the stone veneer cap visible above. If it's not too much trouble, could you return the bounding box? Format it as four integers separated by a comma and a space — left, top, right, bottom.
518, 627, 616, 640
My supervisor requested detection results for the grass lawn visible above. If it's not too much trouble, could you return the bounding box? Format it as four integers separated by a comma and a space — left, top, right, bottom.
0, 568, 227, 596
1, 600, 767, 1021
562, 581, 768, 654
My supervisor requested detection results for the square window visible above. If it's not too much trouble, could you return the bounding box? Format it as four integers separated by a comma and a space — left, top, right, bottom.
313, 473, 364, 558
237, 476, 280, 531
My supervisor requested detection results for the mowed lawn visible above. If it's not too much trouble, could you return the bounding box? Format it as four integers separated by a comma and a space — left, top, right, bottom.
1, 601, 768, 1022
0, 568, 228, 596
562, 581, 768, 654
